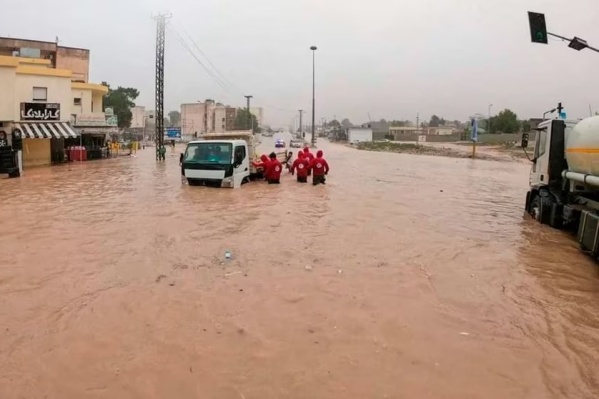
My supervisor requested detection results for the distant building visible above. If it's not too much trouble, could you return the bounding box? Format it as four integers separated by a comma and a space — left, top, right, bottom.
426, 126, 455, 135
130, 106, 146, 129
181, 100, 240, 139
249, 107, 264, 127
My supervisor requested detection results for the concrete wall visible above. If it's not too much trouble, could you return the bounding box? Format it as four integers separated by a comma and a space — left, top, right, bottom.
425, 134, 461, 142
214, 107, 226, 133
71, 87, 92, 114
476, 133, 528, 144
130, 106, 146, 129
56, 47, 89, 82
391, 132, 419, 141
181, 103, 206, 137
14, 74, 72, 121
0, 66, 16, 120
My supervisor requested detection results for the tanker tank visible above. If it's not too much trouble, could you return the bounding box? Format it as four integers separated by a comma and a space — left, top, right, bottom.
565, 116, 599, 177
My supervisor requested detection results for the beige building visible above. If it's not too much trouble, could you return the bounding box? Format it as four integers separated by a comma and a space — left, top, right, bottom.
130, 106, 146, 129
250, 107, 264, 127
181, 100, 239, 140
0, 37, 108, 168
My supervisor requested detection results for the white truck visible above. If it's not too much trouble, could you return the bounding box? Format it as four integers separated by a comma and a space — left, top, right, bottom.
347, 128, 373, 144
523, 114, 599, 255
180, 131, 287, 188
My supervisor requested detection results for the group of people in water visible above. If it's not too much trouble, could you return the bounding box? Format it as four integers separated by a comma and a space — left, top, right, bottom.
253, 147, 329, 186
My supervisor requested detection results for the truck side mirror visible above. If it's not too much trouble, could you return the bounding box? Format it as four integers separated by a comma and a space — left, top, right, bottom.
521, 133, 529, 148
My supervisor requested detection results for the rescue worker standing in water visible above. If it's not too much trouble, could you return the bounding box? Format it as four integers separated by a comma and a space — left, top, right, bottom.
252, 154, 271, 181
267, 152, 282, 184
303, 147, 314, 176
310, 150, 329, 186
291, 151, 310, 183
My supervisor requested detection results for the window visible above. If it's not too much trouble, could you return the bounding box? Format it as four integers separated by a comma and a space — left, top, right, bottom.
184, 143, 232, 165
234, 145, 246, 164
32, 87, 47, 101
222, 118, 226, 122
535, 129, 547, 159
74, 98, 82, 106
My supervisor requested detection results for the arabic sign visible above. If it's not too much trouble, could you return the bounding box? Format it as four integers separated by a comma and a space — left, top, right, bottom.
20, 103, 60, 121
165, 127, 181, 139
106, 116, 118, 127
73, 113, 107, 126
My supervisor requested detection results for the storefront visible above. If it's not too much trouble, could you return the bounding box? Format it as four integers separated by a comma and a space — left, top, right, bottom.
11, 121, 78, 167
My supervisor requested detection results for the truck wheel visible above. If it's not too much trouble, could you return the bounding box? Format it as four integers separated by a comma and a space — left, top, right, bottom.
531, 195, 552, 224
187, 178, 199, 186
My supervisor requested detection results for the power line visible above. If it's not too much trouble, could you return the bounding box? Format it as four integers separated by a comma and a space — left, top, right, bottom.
176, 21, 237, 91
167, 25, 231, 93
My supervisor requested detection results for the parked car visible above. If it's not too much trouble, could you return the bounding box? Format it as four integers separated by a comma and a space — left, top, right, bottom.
290, 139, 303, 148
275, 139, 286, 148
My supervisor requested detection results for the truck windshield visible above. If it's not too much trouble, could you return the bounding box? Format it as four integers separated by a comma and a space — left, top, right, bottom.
184, 143, 232, 165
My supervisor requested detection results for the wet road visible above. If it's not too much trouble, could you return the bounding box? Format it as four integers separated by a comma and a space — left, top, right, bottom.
1, 135, 599, 398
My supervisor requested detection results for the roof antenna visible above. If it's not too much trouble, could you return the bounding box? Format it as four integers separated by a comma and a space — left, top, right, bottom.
55, 36, 59, 44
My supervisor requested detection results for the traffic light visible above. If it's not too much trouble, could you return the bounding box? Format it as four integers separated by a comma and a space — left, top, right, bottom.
11, 128, 22, 151
528, 12, 548, 44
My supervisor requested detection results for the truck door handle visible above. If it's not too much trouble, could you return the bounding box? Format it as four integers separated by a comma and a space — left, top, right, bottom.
244, 167, 248, 171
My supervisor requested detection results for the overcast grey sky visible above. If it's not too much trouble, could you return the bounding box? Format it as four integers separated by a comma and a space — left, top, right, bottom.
3, 0, 599, 126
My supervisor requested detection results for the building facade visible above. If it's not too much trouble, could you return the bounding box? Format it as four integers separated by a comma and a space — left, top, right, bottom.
181, 100, 239, 140
0, 37, 108, 169
250, 107, 264, 128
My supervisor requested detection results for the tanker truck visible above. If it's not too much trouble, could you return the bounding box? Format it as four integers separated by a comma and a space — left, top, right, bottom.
523, 115, 599, 255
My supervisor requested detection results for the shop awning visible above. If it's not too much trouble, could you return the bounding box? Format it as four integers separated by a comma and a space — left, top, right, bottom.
13, 122, 79, 139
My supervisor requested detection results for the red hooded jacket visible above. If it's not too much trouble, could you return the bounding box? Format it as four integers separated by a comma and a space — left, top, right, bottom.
303, 147, 315, 162
269, 156, 283, 180
252, 155, 271, 179
310, 150, 329, 176
291, 152, 310, 177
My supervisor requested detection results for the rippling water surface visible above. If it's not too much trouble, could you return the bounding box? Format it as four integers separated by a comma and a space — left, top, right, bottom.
1, 136, 598, 398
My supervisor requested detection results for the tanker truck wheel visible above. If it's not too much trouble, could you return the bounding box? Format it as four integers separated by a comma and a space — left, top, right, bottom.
530, 194, 552, 225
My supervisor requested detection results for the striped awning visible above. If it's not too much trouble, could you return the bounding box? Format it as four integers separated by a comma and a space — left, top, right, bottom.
13, 122, 79, 139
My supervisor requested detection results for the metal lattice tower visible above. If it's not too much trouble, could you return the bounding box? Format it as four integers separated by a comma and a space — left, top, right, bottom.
155, 14, 167, 159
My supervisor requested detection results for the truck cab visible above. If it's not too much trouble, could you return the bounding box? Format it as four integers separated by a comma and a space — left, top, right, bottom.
181, 139, 249, 188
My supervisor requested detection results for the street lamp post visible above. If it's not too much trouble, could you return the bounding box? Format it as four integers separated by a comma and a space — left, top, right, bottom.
310, 45, 317, 147
488, 104, 493, 133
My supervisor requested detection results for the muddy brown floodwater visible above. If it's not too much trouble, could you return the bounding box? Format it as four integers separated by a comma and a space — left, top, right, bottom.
1, 136, 599, 399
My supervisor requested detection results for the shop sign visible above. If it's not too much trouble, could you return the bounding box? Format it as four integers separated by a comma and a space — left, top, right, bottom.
104, 107, 114, 117
106, 116, 118, 127
165, 127, 181, 139
20, 103, 60, 121
73, 113, 107, 126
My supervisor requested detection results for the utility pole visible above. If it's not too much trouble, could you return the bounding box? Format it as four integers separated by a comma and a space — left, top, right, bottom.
416, 112, 420, 132
244, 95, 253, 133
310, 45, 317, 147
298, 110, 304, 139
154, 13, 170, 160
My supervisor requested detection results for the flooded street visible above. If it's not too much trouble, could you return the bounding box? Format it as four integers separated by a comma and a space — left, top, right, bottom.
1, 136, 599, 398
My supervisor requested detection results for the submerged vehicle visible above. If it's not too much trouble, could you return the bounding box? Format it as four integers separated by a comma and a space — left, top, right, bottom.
180, 131, 287, 188
523, 112, 599, 257
275, 139, 286, 148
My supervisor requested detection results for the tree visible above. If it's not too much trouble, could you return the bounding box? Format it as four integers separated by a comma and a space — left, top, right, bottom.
168, 111, 181, 127
492, 109, 521, 133
327, 119, 341, 128
521, 120, 532, 133
341, 118, 352, 128
234, 109, 260, 133
429, 115, 446, 127
101, 82, 139, 129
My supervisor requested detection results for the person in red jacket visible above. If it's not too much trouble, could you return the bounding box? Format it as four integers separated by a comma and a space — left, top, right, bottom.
291, 151, 310, 183
252, 154, 271, 180
310, 150, 329, 186
267, 152, 282, 184
303, 147, 314, 176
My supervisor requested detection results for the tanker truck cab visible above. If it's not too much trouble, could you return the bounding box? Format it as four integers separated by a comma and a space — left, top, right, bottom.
523, 115, 599, 257
181, 140, 250, 188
